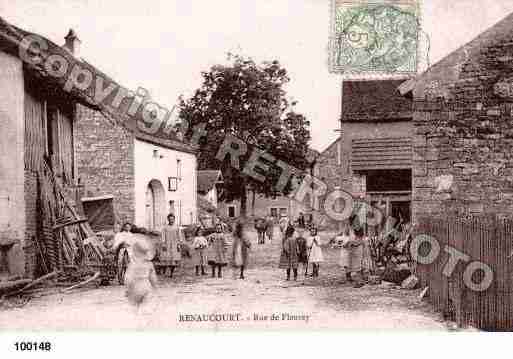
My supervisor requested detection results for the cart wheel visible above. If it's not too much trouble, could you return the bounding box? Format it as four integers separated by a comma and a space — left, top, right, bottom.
117, 247, 130, 285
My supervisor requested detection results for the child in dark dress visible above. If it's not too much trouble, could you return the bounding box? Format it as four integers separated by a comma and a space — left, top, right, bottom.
296, 228, 308, 275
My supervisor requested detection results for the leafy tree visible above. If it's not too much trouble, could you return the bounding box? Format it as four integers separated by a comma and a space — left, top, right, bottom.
179, 54, 311, 218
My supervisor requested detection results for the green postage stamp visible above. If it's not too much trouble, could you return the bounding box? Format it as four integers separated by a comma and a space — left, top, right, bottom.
329, 0, 421, 75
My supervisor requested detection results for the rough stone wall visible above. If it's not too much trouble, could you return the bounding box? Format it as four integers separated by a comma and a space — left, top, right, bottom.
317, 138, 344, 193
412, 36, 513, 220
75, 105, 135, 224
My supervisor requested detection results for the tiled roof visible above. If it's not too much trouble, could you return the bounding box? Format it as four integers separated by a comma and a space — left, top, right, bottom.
0, 16, 196, 154
341, 79, 413, 122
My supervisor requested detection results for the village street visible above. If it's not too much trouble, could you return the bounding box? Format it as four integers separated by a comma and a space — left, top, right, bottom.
0, 229, 447, 331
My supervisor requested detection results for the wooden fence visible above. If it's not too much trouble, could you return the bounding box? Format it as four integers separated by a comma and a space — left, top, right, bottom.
416, 217, 513, 331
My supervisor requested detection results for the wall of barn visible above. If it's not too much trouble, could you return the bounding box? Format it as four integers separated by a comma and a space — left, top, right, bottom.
75, 105, 135, 225
0, 51, 26, 277
22, 77, 78, 277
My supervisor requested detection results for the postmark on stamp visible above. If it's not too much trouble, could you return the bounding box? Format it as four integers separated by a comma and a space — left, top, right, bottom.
329, 0, 421, 75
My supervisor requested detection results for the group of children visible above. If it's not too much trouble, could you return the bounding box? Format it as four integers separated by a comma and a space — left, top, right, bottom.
278, 216, 373, 288
121, 214, 251, 309
334, 226, 373, 288
159, 214, 251, 280
120, 213, 373, 310
254, 216, 274, 244
279, 221, 324, 281
192, 222, 251, 280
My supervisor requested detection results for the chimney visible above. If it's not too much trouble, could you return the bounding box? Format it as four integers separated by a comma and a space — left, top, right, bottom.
64, 29, 81, 57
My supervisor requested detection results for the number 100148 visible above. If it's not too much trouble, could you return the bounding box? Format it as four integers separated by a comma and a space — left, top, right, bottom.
14, 342, 52, 351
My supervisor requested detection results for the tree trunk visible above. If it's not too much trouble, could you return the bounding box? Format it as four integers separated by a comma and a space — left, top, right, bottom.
251, 189, 256, 217
240, 178, 247, 219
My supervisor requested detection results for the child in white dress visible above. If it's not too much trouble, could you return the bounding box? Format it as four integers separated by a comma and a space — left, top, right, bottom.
307, 227, 324, 277
125, 239, 158, 309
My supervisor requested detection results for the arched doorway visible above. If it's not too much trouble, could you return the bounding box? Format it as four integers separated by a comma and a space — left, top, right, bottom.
145, 179, 166, 231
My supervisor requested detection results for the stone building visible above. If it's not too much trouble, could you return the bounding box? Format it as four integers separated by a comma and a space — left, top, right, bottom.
76, 107, 198, 230
219, 192, 295, 220
317, 79, 414, 224
399, 11, 513, 220
218, 191, 314, 222
0, 18, 118, 278
218, 150, 320, 222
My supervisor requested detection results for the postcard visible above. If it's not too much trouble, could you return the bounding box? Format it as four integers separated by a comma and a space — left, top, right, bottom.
1, 2, 513, 347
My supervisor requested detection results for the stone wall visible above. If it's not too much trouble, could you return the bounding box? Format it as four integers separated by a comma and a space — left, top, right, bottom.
317, 138, 344, 192
75, 105, 135, 224
412, 28, 513, 220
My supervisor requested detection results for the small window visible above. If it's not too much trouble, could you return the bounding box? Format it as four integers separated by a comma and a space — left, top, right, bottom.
270, 208, 278, 218
168, 177, 178, 191
228, 206, 236, 218
279, 208, 288, 216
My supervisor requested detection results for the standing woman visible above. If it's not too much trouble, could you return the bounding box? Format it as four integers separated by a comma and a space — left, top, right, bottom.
307, 226, 324, 277
232, 221, 251, 279
207, 223, 229, 278
345, 226, 365, 288
282, 228, 300, 281
336, 227, 352, 282
160, 213, 183, 278
361, 231, 373, 281
278, 221, 295, 271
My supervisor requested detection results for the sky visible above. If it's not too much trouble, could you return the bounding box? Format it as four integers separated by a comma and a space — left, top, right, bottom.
2, 0, 513, 151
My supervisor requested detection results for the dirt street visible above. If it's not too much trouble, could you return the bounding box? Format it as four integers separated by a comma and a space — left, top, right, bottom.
0, 229, 447, 330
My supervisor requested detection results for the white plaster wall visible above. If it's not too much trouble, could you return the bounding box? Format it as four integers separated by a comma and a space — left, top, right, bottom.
134, 139, 197, 228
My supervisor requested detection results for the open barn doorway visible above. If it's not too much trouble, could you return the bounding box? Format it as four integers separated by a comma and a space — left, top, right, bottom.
365, 169, 412, 229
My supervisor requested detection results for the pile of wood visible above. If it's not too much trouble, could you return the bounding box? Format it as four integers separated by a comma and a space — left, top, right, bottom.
1, 159, 115, 300
39, 159, 108, 270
